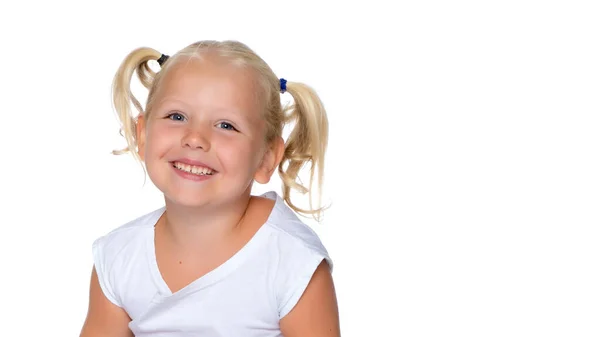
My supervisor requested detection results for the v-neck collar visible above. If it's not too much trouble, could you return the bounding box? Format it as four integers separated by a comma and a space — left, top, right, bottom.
144, 192, 282, 300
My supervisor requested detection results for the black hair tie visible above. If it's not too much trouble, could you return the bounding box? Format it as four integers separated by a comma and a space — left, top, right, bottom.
157, 54, 169, 66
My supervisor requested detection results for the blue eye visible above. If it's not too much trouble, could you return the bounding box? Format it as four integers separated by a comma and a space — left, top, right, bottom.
166, 112, 185, 121
217, 122, 237, 131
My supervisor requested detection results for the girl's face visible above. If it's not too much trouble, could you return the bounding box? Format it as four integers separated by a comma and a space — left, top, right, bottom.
137, 56, 281, 208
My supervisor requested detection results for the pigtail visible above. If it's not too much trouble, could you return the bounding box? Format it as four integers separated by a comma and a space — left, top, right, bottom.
278, 82, 329, 221
111, 47, 163, 159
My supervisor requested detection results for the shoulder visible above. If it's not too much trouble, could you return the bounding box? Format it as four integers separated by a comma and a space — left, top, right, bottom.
265, 216, 332, 270
259, 192, 333, 318
93, 206, 164, 253
262, 191, 332, 268
91, 207, 164, 306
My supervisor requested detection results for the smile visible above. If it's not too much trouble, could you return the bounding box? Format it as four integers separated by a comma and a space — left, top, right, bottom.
172, 161, 215, 176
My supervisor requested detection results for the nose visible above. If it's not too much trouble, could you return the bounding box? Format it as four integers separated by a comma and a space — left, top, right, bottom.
181, 126, 211, 151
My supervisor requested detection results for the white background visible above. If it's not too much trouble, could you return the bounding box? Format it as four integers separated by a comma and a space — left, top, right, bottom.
1, 0, 599, 336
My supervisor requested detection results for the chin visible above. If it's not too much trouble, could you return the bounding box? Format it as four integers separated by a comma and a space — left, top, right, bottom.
163, 191, 214, 208
162, 185, 252, 210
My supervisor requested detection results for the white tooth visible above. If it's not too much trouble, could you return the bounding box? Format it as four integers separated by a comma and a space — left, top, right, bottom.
174, 161, 214, 175
177, 163, 191, 173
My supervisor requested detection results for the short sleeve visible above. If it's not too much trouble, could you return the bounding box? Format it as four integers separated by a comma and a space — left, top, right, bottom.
275, 242, 333, 319
92, 236, 122, 307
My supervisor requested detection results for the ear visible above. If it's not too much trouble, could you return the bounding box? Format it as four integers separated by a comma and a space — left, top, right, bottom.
254, 137, 285, 184
135, 114, 146, 161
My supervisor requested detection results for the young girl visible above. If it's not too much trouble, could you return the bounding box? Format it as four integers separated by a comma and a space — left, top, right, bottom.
79, 40, 340, 337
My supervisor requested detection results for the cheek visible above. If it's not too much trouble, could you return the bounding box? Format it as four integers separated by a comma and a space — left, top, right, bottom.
246, 139, 268, 169
145, 126, 176, 154
218, 137, 263, 166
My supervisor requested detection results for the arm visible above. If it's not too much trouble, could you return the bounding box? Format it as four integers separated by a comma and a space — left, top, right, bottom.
79, 267, 133, 337
280, 260, 341, 337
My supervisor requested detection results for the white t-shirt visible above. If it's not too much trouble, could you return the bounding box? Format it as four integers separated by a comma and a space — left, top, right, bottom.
92, 191, 332, 337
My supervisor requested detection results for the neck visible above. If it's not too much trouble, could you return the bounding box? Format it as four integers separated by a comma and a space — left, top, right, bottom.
159, 193, 252, 252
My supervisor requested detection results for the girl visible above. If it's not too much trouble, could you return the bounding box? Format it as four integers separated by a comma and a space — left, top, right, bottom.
79, 40, 340, 337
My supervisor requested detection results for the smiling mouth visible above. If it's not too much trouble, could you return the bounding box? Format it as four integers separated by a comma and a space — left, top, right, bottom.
171, 161, 215, 176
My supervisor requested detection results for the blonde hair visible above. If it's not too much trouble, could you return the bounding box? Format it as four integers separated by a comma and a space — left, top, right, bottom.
111, 40, 329, 220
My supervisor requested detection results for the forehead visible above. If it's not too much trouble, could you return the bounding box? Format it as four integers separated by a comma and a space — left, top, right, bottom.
155, 56, 261, 116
